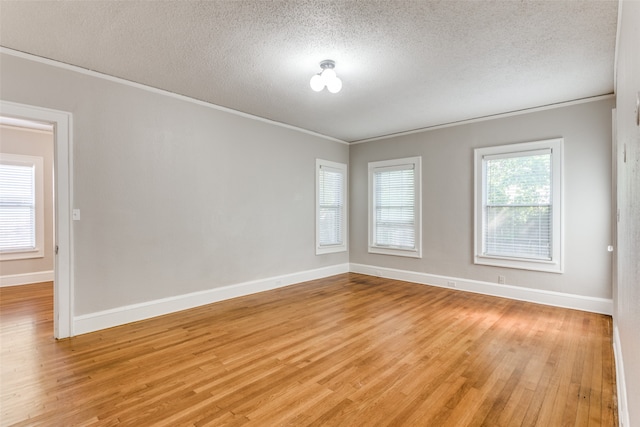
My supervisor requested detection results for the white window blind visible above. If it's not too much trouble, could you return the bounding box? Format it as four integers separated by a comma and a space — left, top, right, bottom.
374, 165, 415, 249
368, 157, 421, 258
316, 159, 347, 254
0, 162, 36, 252
318, 165, 344, 246
483, 150, 552, 260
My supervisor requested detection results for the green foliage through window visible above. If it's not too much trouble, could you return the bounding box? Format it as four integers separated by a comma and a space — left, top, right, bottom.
484, 151, 552, 260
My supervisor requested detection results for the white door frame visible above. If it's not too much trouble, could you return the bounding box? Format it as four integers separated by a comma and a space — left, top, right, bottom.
1, 100, 73, 339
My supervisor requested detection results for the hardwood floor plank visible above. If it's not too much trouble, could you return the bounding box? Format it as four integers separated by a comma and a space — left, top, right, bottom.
0, 275, 617, 426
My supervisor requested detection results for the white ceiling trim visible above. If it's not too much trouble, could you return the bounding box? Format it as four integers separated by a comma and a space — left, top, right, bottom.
350, 94, 616, 145
0, 47, 349, 146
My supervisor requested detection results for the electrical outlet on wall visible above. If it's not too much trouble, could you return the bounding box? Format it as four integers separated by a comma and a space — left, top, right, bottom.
447, 281, 456, 288
498, 275, 506, 285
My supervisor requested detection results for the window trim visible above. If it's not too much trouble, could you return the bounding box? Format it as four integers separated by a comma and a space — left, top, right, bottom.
368, 156, 422, 258
316, 159, 347, 255
0, 152, 45, 261
474, 138, 564, 273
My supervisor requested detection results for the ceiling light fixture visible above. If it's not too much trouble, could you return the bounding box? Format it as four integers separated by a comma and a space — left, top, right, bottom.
310, 60, 342, 94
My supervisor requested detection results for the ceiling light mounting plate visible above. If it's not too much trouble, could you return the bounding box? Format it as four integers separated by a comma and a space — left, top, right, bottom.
319, 60, 336, 70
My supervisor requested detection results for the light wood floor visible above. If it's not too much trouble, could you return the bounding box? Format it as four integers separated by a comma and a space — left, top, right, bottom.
1, 274, 617, 426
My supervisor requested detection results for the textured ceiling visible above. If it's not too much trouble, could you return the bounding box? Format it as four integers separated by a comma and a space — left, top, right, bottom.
0, 0, 618, 142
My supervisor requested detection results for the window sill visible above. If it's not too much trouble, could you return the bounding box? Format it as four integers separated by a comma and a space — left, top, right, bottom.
0, 248, 44, 261
474, 254, 563, 273
316, 245, 347, 255
369, 246, 422, 258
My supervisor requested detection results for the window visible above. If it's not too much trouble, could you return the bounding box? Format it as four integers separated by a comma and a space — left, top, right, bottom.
474, 138, 563, 273
368, 156, 421, 258
316, 159, 347, 254
0, 153, 44, 260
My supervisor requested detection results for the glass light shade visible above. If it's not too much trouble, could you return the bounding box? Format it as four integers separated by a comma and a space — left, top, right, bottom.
326, 76, 342, 93
321, 68, 336, 84
310, 74, 324, 92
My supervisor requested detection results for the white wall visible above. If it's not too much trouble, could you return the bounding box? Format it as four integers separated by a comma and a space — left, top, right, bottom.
614, 1, 640, 425
350, 98, 614, 301
0, 125, 54, 282
0, 52, 348, 317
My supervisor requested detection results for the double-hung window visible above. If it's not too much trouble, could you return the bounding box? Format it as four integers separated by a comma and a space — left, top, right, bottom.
316, 159, 347, 254
0, 153, 45, 260
368, 156, 422, 258
474, 138, 563, 272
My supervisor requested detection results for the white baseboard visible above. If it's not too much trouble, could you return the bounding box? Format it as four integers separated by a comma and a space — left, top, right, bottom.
73, 263, 349, 336
0, 270, 54, 287
349, 263, 613, 315
72, 261, 613, 336
613, 325, 630, 427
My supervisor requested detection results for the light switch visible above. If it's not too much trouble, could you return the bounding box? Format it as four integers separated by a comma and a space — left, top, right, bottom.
73, 209, 81, 221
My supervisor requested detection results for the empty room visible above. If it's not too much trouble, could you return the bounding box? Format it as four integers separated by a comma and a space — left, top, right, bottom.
0, 1, 638, 426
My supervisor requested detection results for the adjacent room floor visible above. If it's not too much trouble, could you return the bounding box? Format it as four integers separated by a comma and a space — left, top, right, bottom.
0, 274, 617, 426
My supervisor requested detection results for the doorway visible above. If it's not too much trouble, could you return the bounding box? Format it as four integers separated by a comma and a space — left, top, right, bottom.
0, 118, 54, 291
0, 100, 72, 339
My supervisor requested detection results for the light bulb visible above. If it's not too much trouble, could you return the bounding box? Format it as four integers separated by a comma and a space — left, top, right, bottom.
310, 74, 324, 92
327, 76, 342, 93
321, 68, 336, 85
